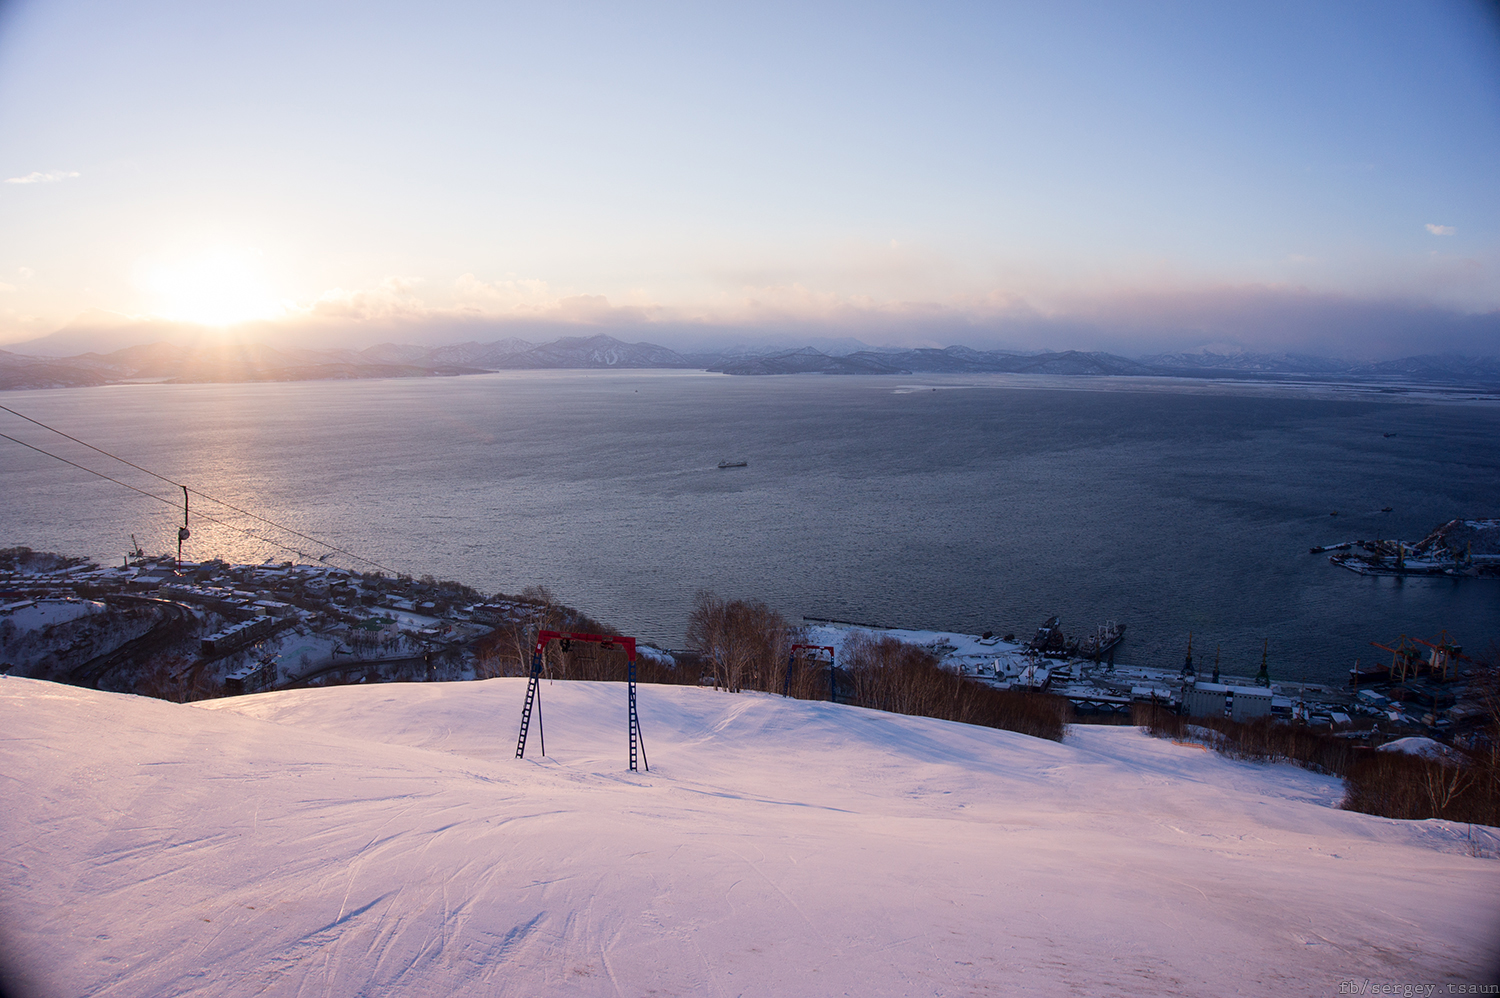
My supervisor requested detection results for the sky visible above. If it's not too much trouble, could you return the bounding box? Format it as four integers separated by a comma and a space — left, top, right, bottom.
1, 0, 1498, 358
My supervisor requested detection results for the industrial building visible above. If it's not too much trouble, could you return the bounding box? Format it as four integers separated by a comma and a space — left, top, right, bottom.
1181, 681, 1274, 722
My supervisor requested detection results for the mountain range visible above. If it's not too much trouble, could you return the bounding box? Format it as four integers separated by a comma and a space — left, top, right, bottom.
3, 333, 1498, 390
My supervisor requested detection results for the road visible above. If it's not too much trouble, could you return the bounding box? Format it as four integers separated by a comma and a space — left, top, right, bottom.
69, 595, 195, 689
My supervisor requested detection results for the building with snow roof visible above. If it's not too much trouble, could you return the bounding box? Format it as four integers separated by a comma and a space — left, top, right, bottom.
1181, 681, 1274, 722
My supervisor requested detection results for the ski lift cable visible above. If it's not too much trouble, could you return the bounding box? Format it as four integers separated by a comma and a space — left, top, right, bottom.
0, 404, 396, 574
0, 431, 371, 568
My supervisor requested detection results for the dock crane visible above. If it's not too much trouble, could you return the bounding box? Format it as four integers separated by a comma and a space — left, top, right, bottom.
1370, 637, 1423, 682
1371, 633, 1471, 683
1407, 633, 1471, 682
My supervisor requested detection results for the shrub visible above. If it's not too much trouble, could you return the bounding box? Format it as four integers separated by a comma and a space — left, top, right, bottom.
840, 633, 1067, 742
1134, 702, 1500, 827
1135, 703, 1358, 775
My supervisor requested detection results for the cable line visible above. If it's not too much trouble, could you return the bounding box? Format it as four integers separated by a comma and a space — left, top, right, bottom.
0, 404, 397, 574
0, 432, 322, 561
0, 429, 393, 567
2, 403, 176, 488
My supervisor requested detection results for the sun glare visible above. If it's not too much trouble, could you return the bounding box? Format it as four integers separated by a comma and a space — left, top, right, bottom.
142, 249, 283, 326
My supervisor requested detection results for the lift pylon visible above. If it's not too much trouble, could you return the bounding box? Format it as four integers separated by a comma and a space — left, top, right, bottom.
176, 485, 191, 565
784, 644, 836, 699
515, 630, 647, 771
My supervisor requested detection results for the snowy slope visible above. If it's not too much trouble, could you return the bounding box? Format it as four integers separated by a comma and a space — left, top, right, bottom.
2, 676, 1496, 997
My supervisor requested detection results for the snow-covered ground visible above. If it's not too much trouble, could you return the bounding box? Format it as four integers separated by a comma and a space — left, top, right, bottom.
804, 620, 1028, 674
2, 676, 1497, 997
0, 596, 107, 633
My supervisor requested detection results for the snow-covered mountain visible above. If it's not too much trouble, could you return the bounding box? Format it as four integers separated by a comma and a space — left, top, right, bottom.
2, 676, 1495, 997
1141, 351, 1358, 374
496, 333, 690, 369
3, 335, 1500, 389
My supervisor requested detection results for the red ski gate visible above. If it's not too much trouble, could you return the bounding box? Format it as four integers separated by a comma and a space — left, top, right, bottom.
514, 630, 648, 772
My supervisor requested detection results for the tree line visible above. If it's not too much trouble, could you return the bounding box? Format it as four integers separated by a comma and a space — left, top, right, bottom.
469, 589, 1067, 741
684, 591, 1067, 742
1134, 651, 1500, 830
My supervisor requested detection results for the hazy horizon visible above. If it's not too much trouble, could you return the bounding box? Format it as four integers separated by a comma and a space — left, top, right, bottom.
6, 296, 1500, 363
2, 1, 1498, 360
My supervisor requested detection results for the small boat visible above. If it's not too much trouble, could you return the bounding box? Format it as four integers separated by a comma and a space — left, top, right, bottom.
717, 460, 748, 469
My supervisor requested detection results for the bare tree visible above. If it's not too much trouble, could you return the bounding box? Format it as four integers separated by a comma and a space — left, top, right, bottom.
1421, 760, 1474, 817
686, 591, 794, 693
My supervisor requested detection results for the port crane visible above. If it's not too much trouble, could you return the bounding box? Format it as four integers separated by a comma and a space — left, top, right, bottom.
1370, 632, 1470, 683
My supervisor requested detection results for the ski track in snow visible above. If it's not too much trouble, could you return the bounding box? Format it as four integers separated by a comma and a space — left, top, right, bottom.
1, 676, 1497, 997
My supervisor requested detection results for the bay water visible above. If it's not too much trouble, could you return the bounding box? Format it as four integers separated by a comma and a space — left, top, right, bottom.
3, 370, 1497, 686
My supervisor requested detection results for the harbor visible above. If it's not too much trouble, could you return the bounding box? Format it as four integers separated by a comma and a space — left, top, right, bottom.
4, 545, 1493, 752
1315, 517, 1500, 578
802, 614, 1493, 744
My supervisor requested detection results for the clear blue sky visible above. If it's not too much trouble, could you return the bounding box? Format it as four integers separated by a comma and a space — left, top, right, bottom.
1, 0, 1497, 357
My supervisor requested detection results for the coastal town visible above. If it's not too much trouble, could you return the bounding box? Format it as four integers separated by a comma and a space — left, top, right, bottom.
3, 546, 1489, 750
804, 615, 1489, 745
0, 547, 565, 698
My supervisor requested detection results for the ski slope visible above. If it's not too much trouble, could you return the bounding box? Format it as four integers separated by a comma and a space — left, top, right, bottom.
2, 676, 1496, 997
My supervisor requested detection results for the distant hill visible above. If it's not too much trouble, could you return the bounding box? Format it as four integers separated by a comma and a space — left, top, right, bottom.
1140, 351, 1358, 375
2, 335, 1498, 390
0, 349, 109, 390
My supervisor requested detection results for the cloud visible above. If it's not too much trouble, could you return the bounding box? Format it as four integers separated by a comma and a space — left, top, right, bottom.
1425, 223, 1456, 235
4, 170, 80, 184
301, 276, 427, 321
17, 267, 35, 280
271, 278, 1500, 359
24, 271, 1500, 361
0, 283, 14, 293
452, 273, 555, 312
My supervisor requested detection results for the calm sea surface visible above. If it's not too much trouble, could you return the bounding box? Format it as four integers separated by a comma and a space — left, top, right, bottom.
3, 371, 1497, 685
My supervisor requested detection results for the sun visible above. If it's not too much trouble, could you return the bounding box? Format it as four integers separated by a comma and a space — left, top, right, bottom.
142, 249, 283, 326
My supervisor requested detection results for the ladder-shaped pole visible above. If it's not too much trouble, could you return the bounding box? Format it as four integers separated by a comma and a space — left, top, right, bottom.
628, 653, 648, 772
515, 645, 545, 758
515, 630, 643, 769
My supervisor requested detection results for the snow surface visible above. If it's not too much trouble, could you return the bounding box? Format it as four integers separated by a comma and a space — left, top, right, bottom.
0, 598, 106, 633
2, 676, 1497, 997
1377, 736, 1466, 765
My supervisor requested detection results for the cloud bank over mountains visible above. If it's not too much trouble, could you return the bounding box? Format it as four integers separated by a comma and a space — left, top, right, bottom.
9, 278, 1497, 362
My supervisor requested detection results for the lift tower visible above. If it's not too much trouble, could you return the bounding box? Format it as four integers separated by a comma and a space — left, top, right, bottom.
515, 630, 648, 771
